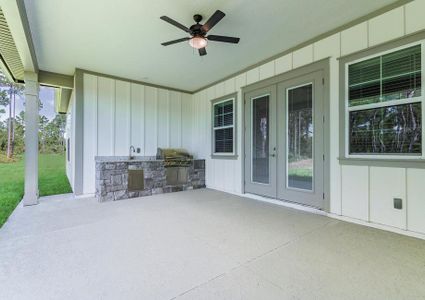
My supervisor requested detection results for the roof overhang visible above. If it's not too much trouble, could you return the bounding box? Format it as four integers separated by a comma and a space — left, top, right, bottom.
0, 0, 37, 80
0, 6, 25, 82
0, 0, 72, 113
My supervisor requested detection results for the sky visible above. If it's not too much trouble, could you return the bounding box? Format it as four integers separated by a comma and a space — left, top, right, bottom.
0, 86, 57, 122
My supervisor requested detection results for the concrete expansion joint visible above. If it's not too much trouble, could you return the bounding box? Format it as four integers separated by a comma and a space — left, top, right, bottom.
170, 272, 227, 300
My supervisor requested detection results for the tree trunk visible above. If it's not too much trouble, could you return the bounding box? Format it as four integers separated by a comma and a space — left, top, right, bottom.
6, 86, 12, 158
11, 92, 16, 156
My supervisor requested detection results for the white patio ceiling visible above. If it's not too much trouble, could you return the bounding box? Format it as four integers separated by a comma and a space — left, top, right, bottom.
24, 0, 401, 91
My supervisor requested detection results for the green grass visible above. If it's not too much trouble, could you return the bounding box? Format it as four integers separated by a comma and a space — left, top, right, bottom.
288, 168, 312, 178
38, 154, 72, 197
0, 153, 72, 228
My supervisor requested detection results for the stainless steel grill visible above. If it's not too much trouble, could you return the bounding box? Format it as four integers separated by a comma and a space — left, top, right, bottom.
156, 148, 193, 168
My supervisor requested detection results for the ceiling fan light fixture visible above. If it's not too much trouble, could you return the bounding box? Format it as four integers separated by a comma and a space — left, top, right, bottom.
161, 10, 239, 56
189, 36, 207, 49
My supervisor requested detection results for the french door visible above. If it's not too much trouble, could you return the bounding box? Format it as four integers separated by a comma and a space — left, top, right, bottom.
244, 71, 324, 209
244, 86, 277, 198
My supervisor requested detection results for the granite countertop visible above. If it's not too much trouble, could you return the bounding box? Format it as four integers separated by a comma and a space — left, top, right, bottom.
95, 156, 163, 162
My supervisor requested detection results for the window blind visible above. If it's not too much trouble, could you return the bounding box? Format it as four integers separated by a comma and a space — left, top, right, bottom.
347, 44, 423, 155
348, 45, 421, 107
213, 99, 234, 154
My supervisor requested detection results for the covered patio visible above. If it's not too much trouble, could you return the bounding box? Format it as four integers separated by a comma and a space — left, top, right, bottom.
1, 0, 425, 298
1, 189, 424, 299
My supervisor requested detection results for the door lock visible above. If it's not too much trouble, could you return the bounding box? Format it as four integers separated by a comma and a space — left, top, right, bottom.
270, 153, 276, 157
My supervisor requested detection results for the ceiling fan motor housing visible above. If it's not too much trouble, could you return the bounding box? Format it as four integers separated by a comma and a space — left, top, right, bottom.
193, 14, 203, 23
189, 23, 204, 36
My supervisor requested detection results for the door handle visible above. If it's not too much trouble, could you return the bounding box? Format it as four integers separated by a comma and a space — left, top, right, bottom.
270, 147, 276, 157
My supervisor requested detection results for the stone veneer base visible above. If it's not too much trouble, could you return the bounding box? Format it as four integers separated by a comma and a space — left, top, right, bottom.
95, 158, 205, 202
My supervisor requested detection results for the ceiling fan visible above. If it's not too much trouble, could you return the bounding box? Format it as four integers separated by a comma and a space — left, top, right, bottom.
160, 10, 240, 56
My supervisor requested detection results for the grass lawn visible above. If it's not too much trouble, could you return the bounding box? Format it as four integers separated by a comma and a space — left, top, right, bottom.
288, 168, 313, 178
0, 153, 72, 228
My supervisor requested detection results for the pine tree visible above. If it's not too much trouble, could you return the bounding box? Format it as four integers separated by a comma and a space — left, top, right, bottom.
0, 73, 24, 158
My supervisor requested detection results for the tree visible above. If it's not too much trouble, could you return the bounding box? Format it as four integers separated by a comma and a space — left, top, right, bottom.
38, 115, 49, 153
0, 71, 65, 157
0, 89, 10, 156
0, 73, 24, 158
0, 90, 9, 113
12, 111, 25, 154
0, 119, 7, 152
39, 114, 66, 153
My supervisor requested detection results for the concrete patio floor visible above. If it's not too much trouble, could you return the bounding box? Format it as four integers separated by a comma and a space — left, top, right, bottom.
1, 189, 424, 300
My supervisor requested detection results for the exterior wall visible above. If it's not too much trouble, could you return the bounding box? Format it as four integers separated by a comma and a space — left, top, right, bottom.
65, 89, 75, 190
81, 73, 192, 194
191, 1, 425, 235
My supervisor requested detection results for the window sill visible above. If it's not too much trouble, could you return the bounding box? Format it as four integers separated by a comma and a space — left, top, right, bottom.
338, 157, 425, 169
211, 154, 238, 160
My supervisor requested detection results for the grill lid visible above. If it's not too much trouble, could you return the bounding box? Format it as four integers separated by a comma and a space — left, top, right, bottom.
156, 148, 192, 160
157, 148, 193, 168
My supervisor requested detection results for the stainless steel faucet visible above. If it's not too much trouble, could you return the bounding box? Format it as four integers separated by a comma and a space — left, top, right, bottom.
129, 145, 136, 160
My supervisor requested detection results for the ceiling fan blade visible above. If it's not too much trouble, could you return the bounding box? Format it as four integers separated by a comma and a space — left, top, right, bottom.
201, 10, 225, 33
207, 35, 240, 44
160, 16, 191, 33
199, 48, 207, 56
161, 37, 190, 46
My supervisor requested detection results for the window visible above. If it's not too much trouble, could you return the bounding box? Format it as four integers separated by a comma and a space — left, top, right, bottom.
212, 96, 236, 157
346, 43, 424, 157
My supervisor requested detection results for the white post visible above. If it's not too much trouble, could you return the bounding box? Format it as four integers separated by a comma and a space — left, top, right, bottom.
22, 72, 39, 206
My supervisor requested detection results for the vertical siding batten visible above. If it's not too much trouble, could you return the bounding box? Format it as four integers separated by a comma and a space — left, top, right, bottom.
114, 80, 131, 155
168, 91, 177, 148
206, 86, 216, 188
130, 83, 145, 154
157, 89, 170, 148
97, 76, 115, 156
82, 74, 97, 194
235, 73, 247, 193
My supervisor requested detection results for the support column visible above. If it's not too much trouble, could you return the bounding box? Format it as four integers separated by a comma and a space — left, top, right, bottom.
22, 71, 39, 206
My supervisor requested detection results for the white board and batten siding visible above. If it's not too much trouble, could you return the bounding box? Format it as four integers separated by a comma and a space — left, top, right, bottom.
65, 89, 76, 188
82, 73, 192, 194
191, 1, 425, 235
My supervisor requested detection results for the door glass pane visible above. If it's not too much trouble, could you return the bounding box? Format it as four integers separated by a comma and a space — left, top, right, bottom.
287, 84, 313, 191
252, 95, 269, 184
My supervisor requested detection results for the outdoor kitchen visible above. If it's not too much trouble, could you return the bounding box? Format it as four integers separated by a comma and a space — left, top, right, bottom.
95, 148, 206, 202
